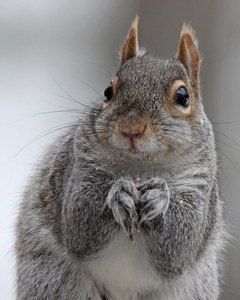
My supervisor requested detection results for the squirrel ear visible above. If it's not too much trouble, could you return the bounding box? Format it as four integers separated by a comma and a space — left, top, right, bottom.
177, 23, 201, 90
120, 16, 140, 65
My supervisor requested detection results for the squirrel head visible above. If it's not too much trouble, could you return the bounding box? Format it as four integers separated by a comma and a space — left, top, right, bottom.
92, 17, 209, 164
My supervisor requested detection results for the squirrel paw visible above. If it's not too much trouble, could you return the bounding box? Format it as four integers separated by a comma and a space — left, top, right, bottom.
106, 178, 139, 241
137, 178, 170, 224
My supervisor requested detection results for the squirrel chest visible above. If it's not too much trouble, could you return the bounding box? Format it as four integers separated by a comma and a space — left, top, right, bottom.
87, 230, 160, 295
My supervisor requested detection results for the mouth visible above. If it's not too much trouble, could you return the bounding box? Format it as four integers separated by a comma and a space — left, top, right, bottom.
129, 138, 137, 151
115, 147, 159, 162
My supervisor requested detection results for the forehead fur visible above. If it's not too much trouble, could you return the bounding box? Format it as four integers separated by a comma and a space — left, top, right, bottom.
116, 55, 189, 99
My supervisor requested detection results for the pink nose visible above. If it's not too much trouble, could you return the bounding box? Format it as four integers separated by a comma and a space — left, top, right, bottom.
119, 119, 146, 140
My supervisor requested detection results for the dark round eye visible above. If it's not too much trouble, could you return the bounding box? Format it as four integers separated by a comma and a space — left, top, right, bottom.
174, 87, 189, 107
104, 84, 113, 101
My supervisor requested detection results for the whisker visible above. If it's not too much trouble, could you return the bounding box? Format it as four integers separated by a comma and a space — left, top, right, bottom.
214, 130, 240, 149
217, 145, 240, 175
77, 60, 113, 80
216, 137, 240, 154
15, 123, 78, 157
213, 119, 240, 125
72, 76, 105, 100
13, 109, 85, 123
40, 87, 94, 111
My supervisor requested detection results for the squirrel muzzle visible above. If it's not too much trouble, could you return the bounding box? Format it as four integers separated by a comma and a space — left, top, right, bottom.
119, 118, 146, 140
116, 116, 153, 150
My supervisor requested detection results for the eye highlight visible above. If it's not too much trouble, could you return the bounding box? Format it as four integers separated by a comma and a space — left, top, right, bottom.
104, 84, 113, 101
174, 87, 189, 107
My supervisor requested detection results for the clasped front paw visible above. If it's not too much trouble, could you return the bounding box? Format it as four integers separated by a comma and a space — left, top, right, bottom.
106, 179, 139, 241
137, 178, 170, 224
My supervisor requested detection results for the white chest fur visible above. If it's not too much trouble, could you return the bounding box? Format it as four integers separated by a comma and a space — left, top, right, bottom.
87, 230, 160, 296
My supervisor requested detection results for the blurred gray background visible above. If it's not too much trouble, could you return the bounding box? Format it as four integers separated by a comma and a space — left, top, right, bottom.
0, 0, 239, 299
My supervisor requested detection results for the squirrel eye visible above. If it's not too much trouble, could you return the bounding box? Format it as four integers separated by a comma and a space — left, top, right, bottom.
104, 84, 113, 101
174, 87, 189, 107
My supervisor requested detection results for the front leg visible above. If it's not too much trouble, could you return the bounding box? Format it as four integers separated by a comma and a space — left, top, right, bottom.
62, 170, 139, 259
136, 175, 217, 280
137, 178, 170, 224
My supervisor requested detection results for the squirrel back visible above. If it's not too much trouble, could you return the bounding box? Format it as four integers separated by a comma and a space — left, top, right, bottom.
15, 17, 224, 300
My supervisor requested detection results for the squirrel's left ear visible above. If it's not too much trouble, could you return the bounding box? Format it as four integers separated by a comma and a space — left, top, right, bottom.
120, 16, 140, 65
177, 23, 201, 91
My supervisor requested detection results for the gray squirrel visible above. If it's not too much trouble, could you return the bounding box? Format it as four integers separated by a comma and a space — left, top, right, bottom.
15, 17, 225, 300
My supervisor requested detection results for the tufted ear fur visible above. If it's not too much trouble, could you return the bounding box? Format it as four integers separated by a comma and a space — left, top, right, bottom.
121, 16, 140, 65
177, 23, 201, 91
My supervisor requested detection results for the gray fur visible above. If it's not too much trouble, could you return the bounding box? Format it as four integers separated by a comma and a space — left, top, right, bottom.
106, 178, 139, 240
138, 178, 170, 224
15, 25, 224, 300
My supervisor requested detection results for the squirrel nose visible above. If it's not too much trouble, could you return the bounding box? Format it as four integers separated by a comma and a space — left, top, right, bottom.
119, 119, 147, 139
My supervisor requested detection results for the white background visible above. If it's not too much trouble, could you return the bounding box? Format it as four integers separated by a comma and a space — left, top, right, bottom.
0, 1, 239, 299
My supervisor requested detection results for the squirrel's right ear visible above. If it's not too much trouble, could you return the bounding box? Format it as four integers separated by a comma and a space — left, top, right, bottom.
120, 16, 140, 65
177, 23, 201, 91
